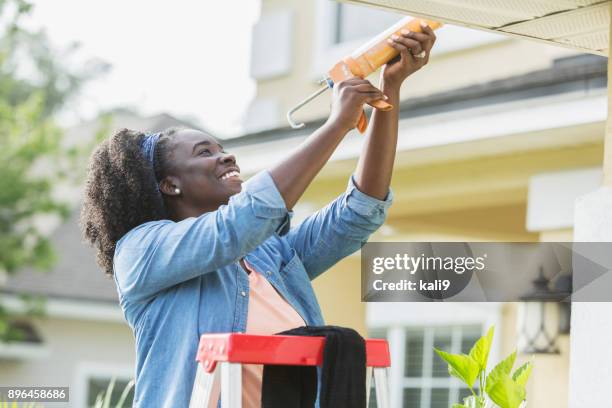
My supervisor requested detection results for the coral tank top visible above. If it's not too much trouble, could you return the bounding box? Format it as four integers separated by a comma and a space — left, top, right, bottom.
208, 259, 306, 408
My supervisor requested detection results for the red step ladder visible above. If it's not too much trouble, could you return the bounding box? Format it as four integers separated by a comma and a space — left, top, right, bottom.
189, 333, 391, 408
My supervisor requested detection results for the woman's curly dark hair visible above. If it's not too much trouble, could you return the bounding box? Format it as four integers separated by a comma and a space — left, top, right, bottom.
80, 127, 180, 276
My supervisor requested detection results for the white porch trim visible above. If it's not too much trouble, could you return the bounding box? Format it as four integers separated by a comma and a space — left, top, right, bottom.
232, 89, 607, 175
0, 294, 124, 323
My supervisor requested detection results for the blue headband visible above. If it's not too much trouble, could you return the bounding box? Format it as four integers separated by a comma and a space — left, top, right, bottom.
140, 132, 163, 196
140, 132, 161, 168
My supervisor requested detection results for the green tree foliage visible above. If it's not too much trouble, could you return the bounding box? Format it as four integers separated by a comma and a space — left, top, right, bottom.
0, 0, 108, 341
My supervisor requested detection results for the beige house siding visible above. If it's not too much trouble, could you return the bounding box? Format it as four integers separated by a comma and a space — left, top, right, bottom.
0, 317, 135, 408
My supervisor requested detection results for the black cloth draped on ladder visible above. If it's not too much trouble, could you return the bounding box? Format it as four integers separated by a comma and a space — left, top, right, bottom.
261, 325, 367, 408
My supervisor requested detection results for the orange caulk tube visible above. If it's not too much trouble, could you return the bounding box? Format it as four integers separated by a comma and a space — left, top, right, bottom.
328, 17, 443, 133
286, 17, 443, 133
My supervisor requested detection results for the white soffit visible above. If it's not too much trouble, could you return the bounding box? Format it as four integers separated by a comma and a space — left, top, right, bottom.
340, 0, 610, 55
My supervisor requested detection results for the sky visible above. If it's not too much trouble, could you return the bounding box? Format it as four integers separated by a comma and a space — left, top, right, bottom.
26, 0, 261, 137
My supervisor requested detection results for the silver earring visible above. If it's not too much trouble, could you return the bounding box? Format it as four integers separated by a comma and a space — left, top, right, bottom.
174, 188, 181, 194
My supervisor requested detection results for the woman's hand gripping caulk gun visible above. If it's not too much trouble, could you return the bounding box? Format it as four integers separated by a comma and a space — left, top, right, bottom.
287, 17, 441, 132
277, 22, 436, 205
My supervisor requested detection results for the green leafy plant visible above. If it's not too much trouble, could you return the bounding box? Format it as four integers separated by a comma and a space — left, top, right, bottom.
434, 326, 532, 408
93, 378, 135, 408
0, 402, 41, 408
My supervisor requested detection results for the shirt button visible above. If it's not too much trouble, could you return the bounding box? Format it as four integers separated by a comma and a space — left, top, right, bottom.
267, 271, 272, 275
241, 291, 246, 297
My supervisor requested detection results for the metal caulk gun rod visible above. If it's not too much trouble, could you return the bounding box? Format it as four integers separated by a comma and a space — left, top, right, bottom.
286, 79, 330, 129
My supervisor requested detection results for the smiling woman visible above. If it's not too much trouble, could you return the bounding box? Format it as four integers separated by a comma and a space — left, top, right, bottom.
79, 23, 436, 408
155, 130, 245, 217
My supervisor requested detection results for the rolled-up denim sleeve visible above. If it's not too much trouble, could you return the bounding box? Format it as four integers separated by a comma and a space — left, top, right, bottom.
285, 175, 393, 280
344, 175, 393, 221
113, 170, 289, 302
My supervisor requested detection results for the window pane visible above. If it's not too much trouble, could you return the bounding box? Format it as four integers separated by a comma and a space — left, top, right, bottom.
87, 378, 134, 407
403, 387, 421, 408
461, 326, 483, 354
432, 328, 453, 377
431, 388, 450, 408
404, 329, 424, 377
336, 4, 401, 44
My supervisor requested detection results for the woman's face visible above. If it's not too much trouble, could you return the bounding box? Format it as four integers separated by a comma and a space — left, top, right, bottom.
162, 129, 242, 215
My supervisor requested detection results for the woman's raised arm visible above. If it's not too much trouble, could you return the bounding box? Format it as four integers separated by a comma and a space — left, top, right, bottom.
270, 77, 386, 210
354, 24, 437, 199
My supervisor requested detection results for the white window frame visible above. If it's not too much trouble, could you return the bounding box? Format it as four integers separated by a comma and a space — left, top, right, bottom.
313, 0, 366, 79
368, 303, 501, 407
250, 9, 294, 81
398, 325, 483, 407
313, 0, 507, 81
72, 361, 134, 408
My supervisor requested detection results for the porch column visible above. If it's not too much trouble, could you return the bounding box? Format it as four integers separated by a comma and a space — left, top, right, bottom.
568, 4, 612, 406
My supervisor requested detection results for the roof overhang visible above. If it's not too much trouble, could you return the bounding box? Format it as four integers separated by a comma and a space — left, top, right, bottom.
339, 0, 610, 55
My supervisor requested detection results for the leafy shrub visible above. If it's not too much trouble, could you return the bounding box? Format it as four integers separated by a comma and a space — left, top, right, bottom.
434, 326, 532, 408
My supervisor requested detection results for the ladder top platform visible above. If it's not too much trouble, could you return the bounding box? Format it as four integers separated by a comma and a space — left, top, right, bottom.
196, 333, 391, 373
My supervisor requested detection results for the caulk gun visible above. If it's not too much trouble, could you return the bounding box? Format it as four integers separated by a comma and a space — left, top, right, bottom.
287, 17, 442, 133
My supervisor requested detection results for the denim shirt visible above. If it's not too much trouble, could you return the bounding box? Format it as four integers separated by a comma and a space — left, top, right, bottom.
113, 170, 393, 407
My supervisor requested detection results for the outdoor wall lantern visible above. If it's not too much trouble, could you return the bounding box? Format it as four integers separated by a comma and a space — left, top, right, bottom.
517, 266, 572, 354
